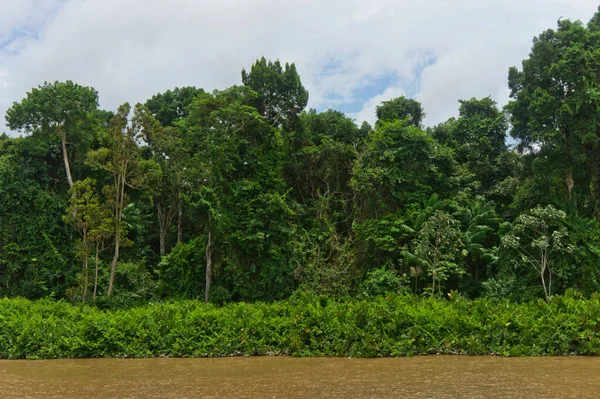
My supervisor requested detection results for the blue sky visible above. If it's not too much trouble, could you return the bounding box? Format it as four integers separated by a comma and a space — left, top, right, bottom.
1, 0, 599, 135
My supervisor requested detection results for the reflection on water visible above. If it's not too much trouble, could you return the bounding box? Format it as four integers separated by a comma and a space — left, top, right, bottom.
1, 356, 599, 398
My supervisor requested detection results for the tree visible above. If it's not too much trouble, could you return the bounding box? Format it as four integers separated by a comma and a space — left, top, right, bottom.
6, 81, 99, 188
507, 12, 600, 213
183, 90, 238, 302
402, 210, 464, 296
351, 120, 455, 220
137, 106, 186, 256
184, 86, 297, 301
286, 109, 358, 225
436, 98, 510, 197
63, 178, 112, 302
144, 86, 204, 127
88, 103, 142, 296
376, 96, 425, 127
144, 87, 205, 245
456, 194, 502, 295
501, 205, 573, 302
241, 57, 309, 128
88, 207, 113, 302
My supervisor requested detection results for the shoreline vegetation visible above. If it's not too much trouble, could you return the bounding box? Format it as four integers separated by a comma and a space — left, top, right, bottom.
1, 292, 599, 360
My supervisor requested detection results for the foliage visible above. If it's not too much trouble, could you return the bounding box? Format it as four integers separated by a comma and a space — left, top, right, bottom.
501, 205, 573, 302
376, 96, 425, 127
507, 11, 600, 215
241, 57, 309, 129
352, 120, 454, 220
1, 294, 600, 359
3, 8, 600, 307
358, 267, 408, 298
63, 178, 113, 302
402, 210, 464, 296
158, 237, 207, 300
0, 155, 72, 298
6, 80, 100, 188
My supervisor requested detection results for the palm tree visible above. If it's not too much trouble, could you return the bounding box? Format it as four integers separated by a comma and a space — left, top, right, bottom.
460, 199, 501, 283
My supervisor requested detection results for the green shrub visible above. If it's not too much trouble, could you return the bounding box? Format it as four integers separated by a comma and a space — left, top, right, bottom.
0, 294, 599, 359
358, 267, 407, 298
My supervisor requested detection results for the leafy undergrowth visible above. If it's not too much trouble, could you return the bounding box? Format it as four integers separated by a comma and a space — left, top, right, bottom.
0, 292, 599, 359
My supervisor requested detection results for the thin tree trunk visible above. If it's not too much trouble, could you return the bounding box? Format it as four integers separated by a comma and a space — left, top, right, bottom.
157, 203, 166, 257
82, 230, 88, 302
83, 255, 88, 302
540, 251, 549, 303
205, 225, 212, 303
549, 267, 552, 300
59, 129, 74, 188
93, 242, 100, 301
108, 170, 127, 297
80, 261, 86, 301
107, 230, 120, 297
177, 188, 183, 244
159, 230, 166, 257
83, 253, 88, 303
541, 269, 548, 303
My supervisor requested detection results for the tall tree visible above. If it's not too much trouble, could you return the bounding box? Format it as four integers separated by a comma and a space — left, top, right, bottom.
144, 87, 204, 245
184, 86, 297, 301
376, 96, 425, 127
6, 81, 99, 188
508, 11, 600, 213
352, 119, 454, 220
241, 57, 309, 129
88, 103, 142, 296
137, 106, 185, 256
63, 178, 110, 302
432, 98, 514, 205
144, 86, 204, 127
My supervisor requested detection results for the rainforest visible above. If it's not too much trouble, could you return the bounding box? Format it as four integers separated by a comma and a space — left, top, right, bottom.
2, 10, 600, 358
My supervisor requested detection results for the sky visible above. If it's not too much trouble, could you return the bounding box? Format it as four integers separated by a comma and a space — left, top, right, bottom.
1, 0, 599, 135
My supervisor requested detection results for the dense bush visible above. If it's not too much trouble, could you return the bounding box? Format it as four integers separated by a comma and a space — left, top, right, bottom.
1, 292, 599, 359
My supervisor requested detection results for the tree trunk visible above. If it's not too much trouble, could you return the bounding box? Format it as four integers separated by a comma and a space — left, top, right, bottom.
566, 171, 574, 198
159, 230, 166, 257
157, 203, 166, 257
83, 254, 88, 303
541, 268, 549, 303
177, 188, 183, 244
108, 171, 127, 297
548, 267, 552, 300
82, 230, 88, 302
205, 227, 212, 303
107, 229, 120, 297
540, 249, 551, 303
83, 255, 88, 302
93, 242, 100, 302
59, 129, 74, 188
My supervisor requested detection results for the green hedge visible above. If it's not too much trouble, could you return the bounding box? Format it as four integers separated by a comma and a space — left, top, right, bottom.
1, 292, 600, 359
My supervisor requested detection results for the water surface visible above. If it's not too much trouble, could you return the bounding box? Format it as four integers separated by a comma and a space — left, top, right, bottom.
1, 356, 599, 398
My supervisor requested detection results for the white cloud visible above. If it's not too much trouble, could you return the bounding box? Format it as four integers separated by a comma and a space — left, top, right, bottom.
0, 0, 598, 135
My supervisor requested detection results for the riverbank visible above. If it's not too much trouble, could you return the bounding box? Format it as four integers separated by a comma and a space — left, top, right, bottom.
1, 293, 599, 359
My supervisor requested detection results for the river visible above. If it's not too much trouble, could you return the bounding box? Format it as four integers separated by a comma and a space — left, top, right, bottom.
1, 356, 599, 398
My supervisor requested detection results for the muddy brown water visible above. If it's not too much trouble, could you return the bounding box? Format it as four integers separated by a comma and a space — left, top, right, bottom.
1, 356, 599, 398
